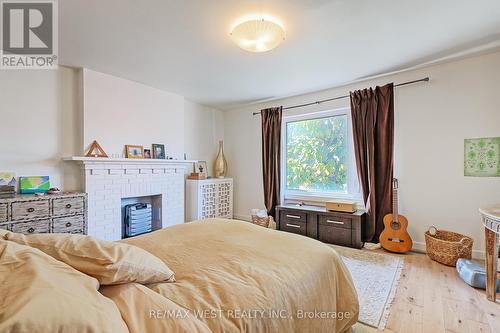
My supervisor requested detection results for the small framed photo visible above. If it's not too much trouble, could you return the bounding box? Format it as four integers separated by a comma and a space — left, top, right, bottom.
152, 144, 166, 159
125, 145, 144, 159
195, 160, 208, 176
144, 149, 152, 159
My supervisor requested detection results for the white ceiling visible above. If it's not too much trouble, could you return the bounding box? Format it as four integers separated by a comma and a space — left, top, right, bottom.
59, 0, 500, 110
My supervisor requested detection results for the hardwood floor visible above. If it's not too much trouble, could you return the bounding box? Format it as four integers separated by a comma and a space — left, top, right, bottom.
351, 250, 500, 333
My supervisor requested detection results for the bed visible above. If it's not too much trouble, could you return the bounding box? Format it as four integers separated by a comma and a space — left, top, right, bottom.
0, 218, 359, 333
118, 218, 359, 332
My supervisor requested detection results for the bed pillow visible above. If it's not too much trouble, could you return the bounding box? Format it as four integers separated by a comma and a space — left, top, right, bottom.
2, 231, 175, 285
0, 239, 129, 333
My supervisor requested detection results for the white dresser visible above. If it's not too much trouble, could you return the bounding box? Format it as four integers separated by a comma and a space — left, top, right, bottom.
185, 178, 233, 221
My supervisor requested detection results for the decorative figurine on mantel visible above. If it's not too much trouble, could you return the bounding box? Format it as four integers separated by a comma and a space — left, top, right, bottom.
85, 140, 108, 158
214, 140, 228, 178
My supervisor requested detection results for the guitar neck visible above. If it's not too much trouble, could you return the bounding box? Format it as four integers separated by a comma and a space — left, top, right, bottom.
392, 185, 399, 221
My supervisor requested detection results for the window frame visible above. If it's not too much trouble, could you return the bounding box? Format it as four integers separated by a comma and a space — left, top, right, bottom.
280, 107, 361, 204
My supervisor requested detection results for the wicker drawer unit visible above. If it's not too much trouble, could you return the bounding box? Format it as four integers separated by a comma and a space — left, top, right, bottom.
11, 200, 50, 221
11, 219, 51, 234
0, 203, 7, 223
52, 197, 85, 216
0, 193, 87, 235
276, 205, 366, 249
52, 215, 85, 234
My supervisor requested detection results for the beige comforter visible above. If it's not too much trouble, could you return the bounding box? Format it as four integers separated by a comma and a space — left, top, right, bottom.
114, 218, 359, 333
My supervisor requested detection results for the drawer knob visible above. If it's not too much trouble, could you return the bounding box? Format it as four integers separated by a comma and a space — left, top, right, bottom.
27, 227, 35, 233
286, 223, 301, 229
65, 204, 72, 209
27, 207, 35, 213
326, 220, 345, 225
286, 214, 301, 219
65, 222, 72, 227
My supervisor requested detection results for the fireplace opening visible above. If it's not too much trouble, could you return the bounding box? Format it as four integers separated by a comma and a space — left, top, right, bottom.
121, 195, 162, 239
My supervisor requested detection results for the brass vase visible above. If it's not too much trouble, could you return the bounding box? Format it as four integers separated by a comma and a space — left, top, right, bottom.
214, 140, 227, 178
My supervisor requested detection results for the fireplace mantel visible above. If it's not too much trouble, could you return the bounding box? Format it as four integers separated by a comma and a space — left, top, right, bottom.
64, 156, 198, 164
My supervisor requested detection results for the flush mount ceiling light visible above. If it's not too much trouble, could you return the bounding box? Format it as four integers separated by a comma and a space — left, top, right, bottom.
230, 17, 285, 53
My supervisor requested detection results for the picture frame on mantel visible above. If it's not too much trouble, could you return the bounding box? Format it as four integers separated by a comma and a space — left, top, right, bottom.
125, 145, 144, 159
195, 160, 208, 177
152, 144, 166, 159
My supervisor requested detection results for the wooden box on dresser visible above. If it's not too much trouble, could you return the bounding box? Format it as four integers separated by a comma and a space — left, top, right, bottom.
0, 193, 87, 235
276, 204, 365, 249
186, 178, 233, 221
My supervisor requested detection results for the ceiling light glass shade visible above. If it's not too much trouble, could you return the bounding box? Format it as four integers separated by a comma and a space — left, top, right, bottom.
230, 19, 285, 53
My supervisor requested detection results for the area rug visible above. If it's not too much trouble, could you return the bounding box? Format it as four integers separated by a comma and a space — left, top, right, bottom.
329, 245, 404, 329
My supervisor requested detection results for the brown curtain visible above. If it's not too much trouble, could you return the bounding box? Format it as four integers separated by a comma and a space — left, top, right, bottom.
350, 83, 394, 242
261, 106, 283, 218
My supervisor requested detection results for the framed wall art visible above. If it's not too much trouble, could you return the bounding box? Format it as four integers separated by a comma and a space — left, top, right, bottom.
464, 137, 500, 177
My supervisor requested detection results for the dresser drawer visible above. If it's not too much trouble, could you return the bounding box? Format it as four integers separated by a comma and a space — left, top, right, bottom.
11, 219, 50, 234
11, 200, 50, 221
318, 214, 352, 229
280, 210, 307, 224
52, 215, 85, 234
281, 220, 307, 236
318, 224, 351, 247
0, 203, 7, 222
53, 197, 85, 216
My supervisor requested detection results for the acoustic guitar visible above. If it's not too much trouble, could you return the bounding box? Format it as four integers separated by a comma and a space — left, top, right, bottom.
380, 178, 413, 253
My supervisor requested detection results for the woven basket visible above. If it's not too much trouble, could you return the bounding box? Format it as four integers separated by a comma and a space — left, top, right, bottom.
251, 215, 270, 228
424, 226, 473, 266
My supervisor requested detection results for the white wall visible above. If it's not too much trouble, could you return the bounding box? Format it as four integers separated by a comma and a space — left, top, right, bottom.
223, 51, 500, 257
184, 100, 224, 176
0, 67, 83, 191
0, 68, 223, 191
83, 69, 185, 159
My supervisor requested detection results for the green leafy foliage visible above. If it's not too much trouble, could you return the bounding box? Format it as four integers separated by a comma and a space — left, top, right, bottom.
286, 115, 348, 193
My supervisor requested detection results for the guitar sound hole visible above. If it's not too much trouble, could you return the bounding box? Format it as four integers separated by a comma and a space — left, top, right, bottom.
391, 221, 401, 230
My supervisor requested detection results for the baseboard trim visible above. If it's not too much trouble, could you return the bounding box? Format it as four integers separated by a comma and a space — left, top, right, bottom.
232, 214, 486, 260
412, 241, 485, 260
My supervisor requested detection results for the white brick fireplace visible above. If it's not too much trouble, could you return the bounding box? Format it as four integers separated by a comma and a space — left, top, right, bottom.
66, 157, 195, 240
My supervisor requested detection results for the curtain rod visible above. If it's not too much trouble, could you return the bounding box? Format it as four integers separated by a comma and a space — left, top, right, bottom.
252, 77, 430, 115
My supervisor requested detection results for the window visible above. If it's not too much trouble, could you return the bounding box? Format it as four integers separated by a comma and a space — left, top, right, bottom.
282, 108, 359, 202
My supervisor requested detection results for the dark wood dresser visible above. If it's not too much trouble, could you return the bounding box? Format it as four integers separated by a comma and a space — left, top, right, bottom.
276, 204, 365, 249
